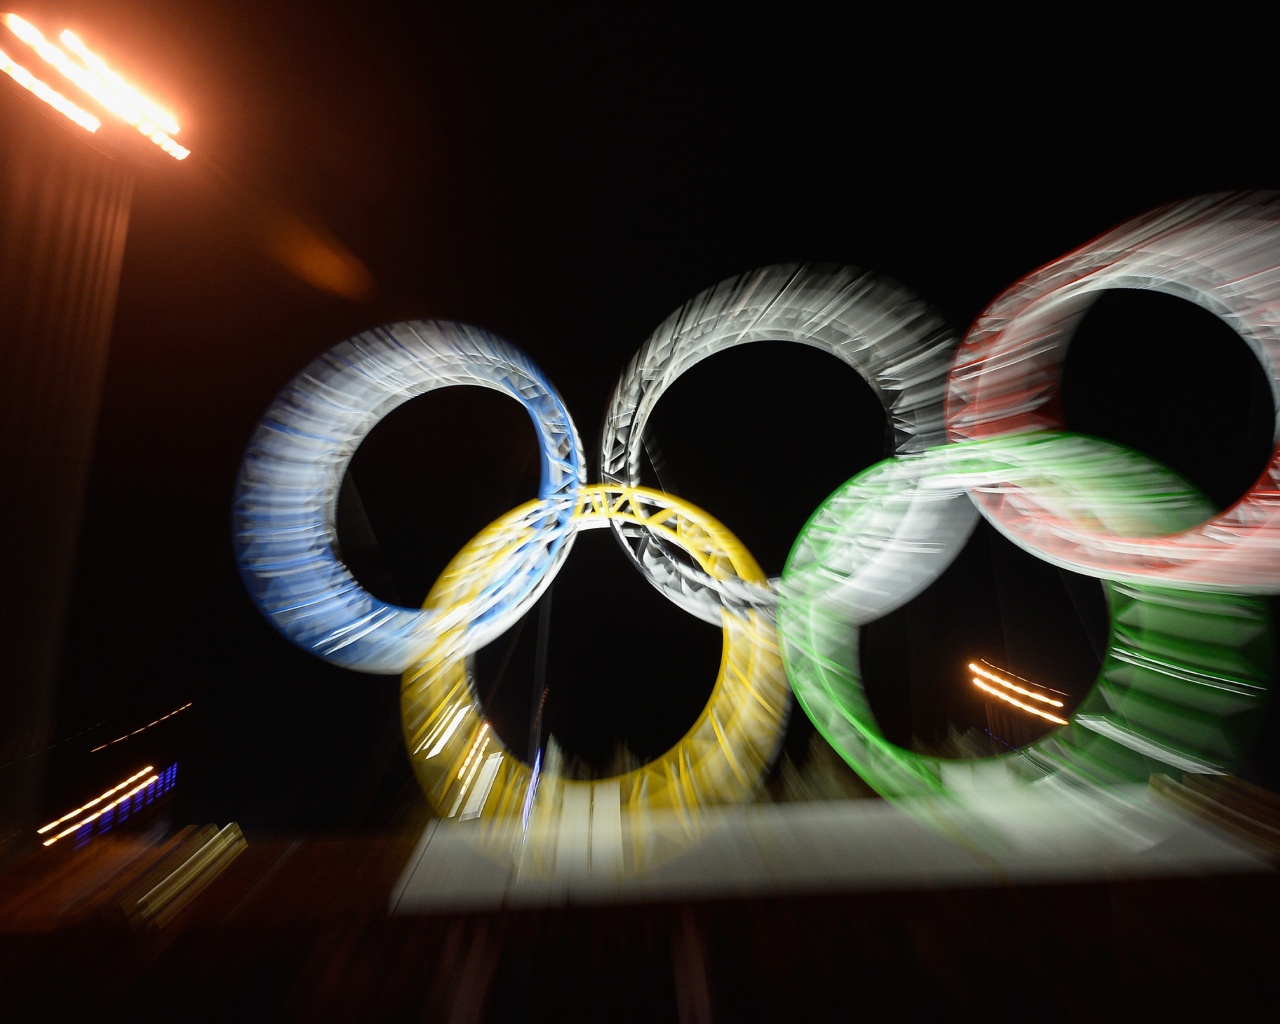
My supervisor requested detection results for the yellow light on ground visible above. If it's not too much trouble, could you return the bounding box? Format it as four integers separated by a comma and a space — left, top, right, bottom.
0, 43, 99, 131
973, 678, 1069, 726
37, 765, 155, 835
2, 14, 189, 159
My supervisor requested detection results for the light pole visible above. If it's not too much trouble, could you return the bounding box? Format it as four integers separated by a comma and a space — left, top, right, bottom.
0, 13, 188, 859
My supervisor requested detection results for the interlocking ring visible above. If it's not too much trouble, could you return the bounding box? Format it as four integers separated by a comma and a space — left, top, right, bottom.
232, 321, 583, 674
601, 263, 958, 619
778, 192, 1280, 803
778, 433, 1273, 801
401, 486, 787, 842
234, 263, 953, 832
948, 190, 1280, 592
236, 192, 1280, 851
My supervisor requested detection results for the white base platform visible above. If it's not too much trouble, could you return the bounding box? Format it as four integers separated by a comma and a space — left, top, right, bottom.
390, 786, 1272, 914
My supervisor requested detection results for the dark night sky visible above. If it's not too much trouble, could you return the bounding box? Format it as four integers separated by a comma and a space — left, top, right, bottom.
11, 2, 1278, 831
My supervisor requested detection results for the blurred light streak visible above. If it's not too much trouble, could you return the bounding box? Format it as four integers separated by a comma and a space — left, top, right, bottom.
973, 679, 1069, 726
969, 662, 1064, 707
192, 160, 376, 301
0, 721, 103, 771
456, 724, 491, 781
2, 14, 188, 159
37, 766, 155, 834
125, 823, 246, 928
447, 731, 495, 819
90, 701, 193, 753
460, 753, 503, 821
1074, 716, 1226, 775
258, 207, 374, 301
417, 701, 468, 757
42, 772, 160, 846
0, 43, 99, 131
5, 17, 137, 121
521, 748, 542, 832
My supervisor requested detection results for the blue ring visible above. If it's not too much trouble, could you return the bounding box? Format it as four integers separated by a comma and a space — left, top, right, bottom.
232, 321, 584, 673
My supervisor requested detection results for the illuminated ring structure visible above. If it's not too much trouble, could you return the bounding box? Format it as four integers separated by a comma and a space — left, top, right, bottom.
235, 194, 1279, 851
948, 190, 1280, 592
232, 321, 584, 673
601, 263, 958, 619
778, 432, 1272, 801
401, 485, 788, 855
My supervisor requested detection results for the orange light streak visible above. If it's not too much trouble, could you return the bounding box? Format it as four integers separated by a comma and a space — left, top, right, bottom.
37, 765, 155, 834
90, 702, 193, 753
969, 661, 1064, 707
5, 15, 132, 115
973, 678, 1069, 725
42, 773, 160, 846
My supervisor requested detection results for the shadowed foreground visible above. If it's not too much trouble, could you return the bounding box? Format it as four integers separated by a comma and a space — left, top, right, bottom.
2, 784, 1279, 1021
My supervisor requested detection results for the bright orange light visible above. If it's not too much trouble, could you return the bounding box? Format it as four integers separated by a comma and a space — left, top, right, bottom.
4, 15, 129, 115
969, 661, 1065, 707
42, 773, 160, 846
973, 678, 1069, 725
37, 765, 155, 835
58, 29, 179, 133
0, 43, 99, 131
2, 14, 189, 159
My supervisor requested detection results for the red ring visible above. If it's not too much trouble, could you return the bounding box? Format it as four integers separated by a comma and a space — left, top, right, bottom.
945, 191, 1280, 592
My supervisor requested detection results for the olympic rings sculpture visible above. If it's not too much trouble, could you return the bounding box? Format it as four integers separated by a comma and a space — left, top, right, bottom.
235, 190, 1280, 856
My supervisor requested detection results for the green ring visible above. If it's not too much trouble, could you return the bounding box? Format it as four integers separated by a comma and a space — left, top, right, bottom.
778, 433, 1272, 801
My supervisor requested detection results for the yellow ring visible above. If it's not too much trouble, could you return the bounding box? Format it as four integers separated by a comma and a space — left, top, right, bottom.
400, 485, 789, 874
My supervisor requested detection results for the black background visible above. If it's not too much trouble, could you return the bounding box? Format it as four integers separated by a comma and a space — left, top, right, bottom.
11, 1, 1278, 832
